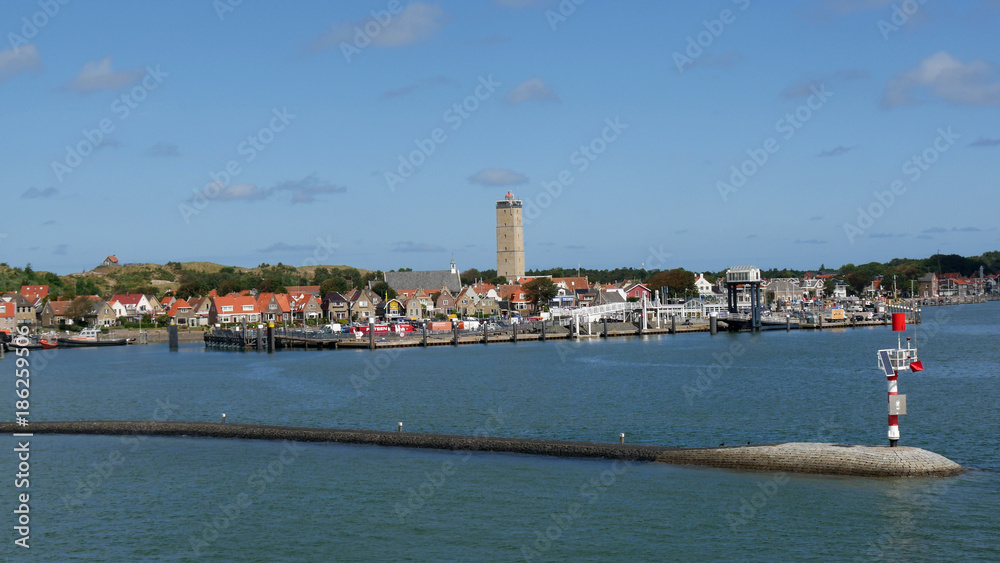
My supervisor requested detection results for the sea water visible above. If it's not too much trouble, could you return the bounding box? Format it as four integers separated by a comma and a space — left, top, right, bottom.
5, 302, 998, 561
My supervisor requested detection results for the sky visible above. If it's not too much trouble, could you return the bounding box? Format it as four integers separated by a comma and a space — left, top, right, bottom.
2, 0, 999, 276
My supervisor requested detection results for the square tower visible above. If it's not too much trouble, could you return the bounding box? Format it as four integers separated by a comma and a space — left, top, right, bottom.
496, 192, 524, 281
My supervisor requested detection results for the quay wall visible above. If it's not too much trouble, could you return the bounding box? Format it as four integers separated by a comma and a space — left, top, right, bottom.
2, 421, 963, 478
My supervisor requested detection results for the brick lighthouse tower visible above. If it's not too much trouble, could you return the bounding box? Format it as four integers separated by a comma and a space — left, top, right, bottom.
496, 192, 524, 281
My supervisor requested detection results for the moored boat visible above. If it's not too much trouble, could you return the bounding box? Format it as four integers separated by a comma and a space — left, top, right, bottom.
57, 328, 127, 347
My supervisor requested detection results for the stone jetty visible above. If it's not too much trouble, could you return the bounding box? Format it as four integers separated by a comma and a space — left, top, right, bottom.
3, 421, 963, 477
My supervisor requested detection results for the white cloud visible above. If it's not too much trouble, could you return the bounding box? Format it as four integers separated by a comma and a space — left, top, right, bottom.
492, 0, 548, 7
147, 142, 179, 157
66, 57, 143, 93
258, 242, 314, 253
504, 77, 559, 105
392, 241, 446, 253
782, 69, 867, 98
801, 0, 893, 20
380, 75, 455, 100
21, 186, 58, 199
884, 51, 1000, 107
217, 183, 268, 201
311, 2, 445, 51
468, 168, 528, 186
818, 145, 857, 157
686, 50, 744, 72
823, 0, 895, 14
271, 174, 347, 203
0, 44, 41, 81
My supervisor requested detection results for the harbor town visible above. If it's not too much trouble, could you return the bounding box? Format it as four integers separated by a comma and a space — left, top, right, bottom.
4, 196, 997, 351
2, 251, 997, 352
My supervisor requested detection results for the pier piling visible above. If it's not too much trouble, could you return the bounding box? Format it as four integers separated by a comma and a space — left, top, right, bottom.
168, 322, 178, 351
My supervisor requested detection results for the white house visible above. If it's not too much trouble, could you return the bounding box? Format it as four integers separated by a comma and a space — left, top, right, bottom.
109, 294, 154, 319
695, 274, 714, 296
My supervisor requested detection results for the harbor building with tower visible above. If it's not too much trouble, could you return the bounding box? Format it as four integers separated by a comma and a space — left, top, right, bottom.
496, 192, 525, 280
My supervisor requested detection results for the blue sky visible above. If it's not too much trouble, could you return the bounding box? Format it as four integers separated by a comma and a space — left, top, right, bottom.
2, 0, 998, 275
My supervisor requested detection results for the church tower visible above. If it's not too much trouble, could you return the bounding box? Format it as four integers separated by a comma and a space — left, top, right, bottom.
496, 192, 524, 281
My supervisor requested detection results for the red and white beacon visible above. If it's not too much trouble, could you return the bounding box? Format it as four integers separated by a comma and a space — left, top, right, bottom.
876, 312, 924, 447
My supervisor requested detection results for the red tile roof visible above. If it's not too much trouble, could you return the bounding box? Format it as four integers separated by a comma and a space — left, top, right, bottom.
20, 285, 49, 302
166, 298, 191, 317
47, 300, 72, 316
111, 294, 145, 306
213, 295, 258, 313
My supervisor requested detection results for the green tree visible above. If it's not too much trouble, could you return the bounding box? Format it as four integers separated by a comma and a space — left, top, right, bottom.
460, 268, 481, 286
823, 278, 838, 297
646, 269, 696, 297
370, 281, 397, 301
523, 277, 558, 311
65, 296, 95, 325
846, 271, 871, 296
320, 276, 349, 296
980, 251, 1000, 273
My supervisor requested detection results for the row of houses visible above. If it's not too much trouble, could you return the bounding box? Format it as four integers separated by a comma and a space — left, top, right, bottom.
4, 267, 996, 330
915, 272, 998, 298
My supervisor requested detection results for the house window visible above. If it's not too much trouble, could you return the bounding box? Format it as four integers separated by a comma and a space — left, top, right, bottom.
222, 305, 233, 312
242, 305, 254, 311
